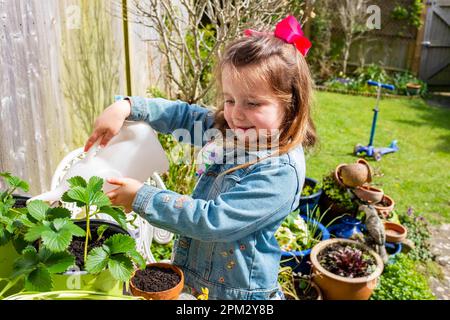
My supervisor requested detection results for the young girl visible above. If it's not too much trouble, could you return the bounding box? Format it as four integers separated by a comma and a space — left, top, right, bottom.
85, 16, 316, 300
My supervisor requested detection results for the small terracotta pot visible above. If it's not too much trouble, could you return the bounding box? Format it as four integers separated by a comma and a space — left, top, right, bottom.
310, 238, 384, 300
335, 159, 373, 188
130, 263, 184, 300
373, 194, 395, 219
383, 221, 407, 243
353, 185, 384, 204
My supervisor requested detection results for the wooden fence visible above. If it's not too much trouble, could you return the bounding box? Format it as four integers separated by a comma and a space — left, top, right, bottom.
0, 0, 164, 196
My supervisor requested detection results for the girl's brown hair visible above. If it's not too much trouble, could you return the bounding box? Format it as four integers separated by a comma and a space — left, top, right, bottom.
213, 34, 317, 174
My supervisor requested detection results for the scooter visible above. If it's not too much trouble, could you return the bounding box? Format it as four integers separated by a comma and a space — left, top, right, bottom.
354, 80, 399, 161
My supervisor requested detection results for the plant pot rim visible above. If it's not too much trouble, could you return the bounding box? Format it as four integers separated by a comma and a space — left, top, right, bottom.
356, 158, 373, 183
300, 177, 323, 200
130, 262, 184, 295
310, 238, 384, 284
293, 278, 323, 300
63, 219, 131, 276
372, 194, 394, 208
383, 221, 408, 243
406, 82, 421, 88
334, 164, 347, 188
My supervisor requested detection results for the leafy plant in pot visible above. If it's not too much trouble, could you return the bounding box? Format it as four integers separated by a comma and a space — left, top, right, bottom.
1, 176, 146, 297
310, 238, 383, 300
277, 209, 333, 274
298, 178, 323, 215
0, 172, 30, 294
129, 262, 184, 300
319, 174, 358, 225
277, 265, 322, 300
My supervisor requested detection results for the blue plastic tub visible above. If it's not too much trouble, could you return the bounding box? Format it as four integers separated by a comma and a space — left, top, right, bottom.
280, 215, 330, 274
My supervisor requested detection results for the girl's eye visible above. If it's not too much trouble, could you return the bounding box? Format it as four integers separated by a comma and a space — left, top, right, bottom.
247, 102, 260, 107
225, 100, 235, 105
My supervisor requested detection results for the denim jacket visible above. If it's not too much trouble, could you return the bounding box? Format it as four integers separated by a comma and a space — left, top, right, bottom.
120, 96, 306, 300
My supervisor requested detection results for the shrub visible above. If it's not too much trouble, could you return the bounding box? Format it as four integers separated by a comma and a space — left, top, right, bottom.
371, 254, 435, 300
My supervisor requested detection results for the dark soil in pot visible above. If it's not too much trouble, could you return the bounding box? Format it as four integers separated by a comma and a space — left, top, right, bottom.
296, 284, 319, 300
12, 195, 30, 208
68, 220, 129, 270
131, 266, 181, 292
318, 243, 376, 278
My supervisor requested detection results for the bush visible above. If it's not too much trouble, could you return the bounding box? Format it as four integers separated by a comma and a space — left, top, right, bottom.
371, 254, 435, 300
398, 207, 434, 262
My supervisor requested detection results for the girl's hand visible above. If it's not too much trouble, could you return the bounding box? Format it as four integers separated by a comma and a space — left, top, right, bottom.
105, 177, 144, 213
84, 99, 132, 152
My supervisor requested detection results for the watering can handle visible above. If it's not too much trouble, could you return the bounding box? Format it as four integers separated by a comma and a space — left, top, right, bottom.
367, 80, 395, 91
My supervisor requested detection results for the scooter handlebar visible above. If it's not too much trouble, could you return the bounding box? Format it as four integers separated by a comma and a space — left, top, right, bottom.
367, 80, 395, 91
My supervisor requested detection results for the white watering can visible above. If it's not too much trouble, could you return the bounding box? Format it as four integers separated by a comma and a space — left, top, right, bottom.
31, 121, 169, 203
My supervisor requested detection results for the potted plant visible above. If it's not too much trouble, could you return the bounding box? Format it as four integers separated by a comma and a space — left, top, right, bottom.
0, 172, 31, 295
129, 262, 184, 300
319, 174, 358, 225
277, 210, 331, 274
278, 266, 322, 300
310, 238, 383, 300
406, 82, 421, 96
1, 176, 146, 298
373, 194, 395, 219
353, 185, 384, 204
298, 178, 323, 215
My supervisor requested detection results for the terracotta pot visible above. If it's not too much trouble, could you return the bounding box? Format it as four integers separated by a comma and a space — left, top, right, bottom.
130, 263, 184, 300
310, 238, 384, 300
334, 159, 373, 188
373, 194, 395, 219
295, 279, 323, 300
383, 221, 407, 243
353, 185, 384, 204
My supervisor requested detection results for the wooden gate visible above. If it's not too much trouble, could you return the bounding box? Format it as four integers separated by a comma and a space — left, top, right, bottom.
419, 0, 450, 90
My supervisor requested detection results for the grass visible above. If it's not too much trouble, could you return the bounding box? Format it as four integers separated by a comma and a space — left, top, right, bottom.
306, 91, 450, 224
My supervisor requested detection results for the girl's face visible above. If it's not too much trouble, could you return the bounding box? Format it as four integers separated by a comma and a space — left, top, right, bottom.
222, 65, 284, 142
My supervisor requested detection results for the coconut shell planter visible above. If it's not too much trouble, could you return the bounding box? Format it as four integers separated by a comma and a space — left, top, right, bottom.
130, 263, 184, 300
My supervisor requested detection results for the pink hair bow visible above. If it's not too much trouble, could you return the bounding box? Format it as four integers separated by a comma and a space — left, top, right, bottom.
244, 15, 312, 57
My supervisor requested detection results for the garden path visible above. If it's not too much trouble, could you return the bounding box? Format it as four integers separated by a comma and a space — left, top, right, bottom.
429, 224, 450, 300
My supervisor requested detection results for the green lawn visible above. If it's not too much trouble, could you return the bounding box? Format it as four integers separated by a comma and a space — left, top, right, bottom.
306, 91, 450, 224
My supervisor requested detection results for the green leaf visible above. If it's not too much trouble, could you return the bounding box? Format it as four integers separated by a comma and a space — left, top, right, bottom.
0, 173, 29, 192
90, 191, 111, 208
96, 224, 109, 240
12, 246, 39, 278
87, 176, 104, 194
127, 249, 146, 270
67, 187, 89, 206
47, 207, 72, 220
97, 206, 127, 230
104, 234, 136, 255
59, 220, 86, 237
108, 254, 133, 282
41, 229, 72, 252
40, 249, 75, 274
85, 246, 109, 274
0, 228, 11, 246
24, 224, 52, 242
25, 265, 53, 292
27, 200, 49, 221
67, 176, 87, 188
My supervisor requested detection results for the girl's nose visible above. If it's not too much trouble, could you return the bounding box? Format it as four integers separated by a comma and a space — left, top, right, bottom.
232, 103, 246, 121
